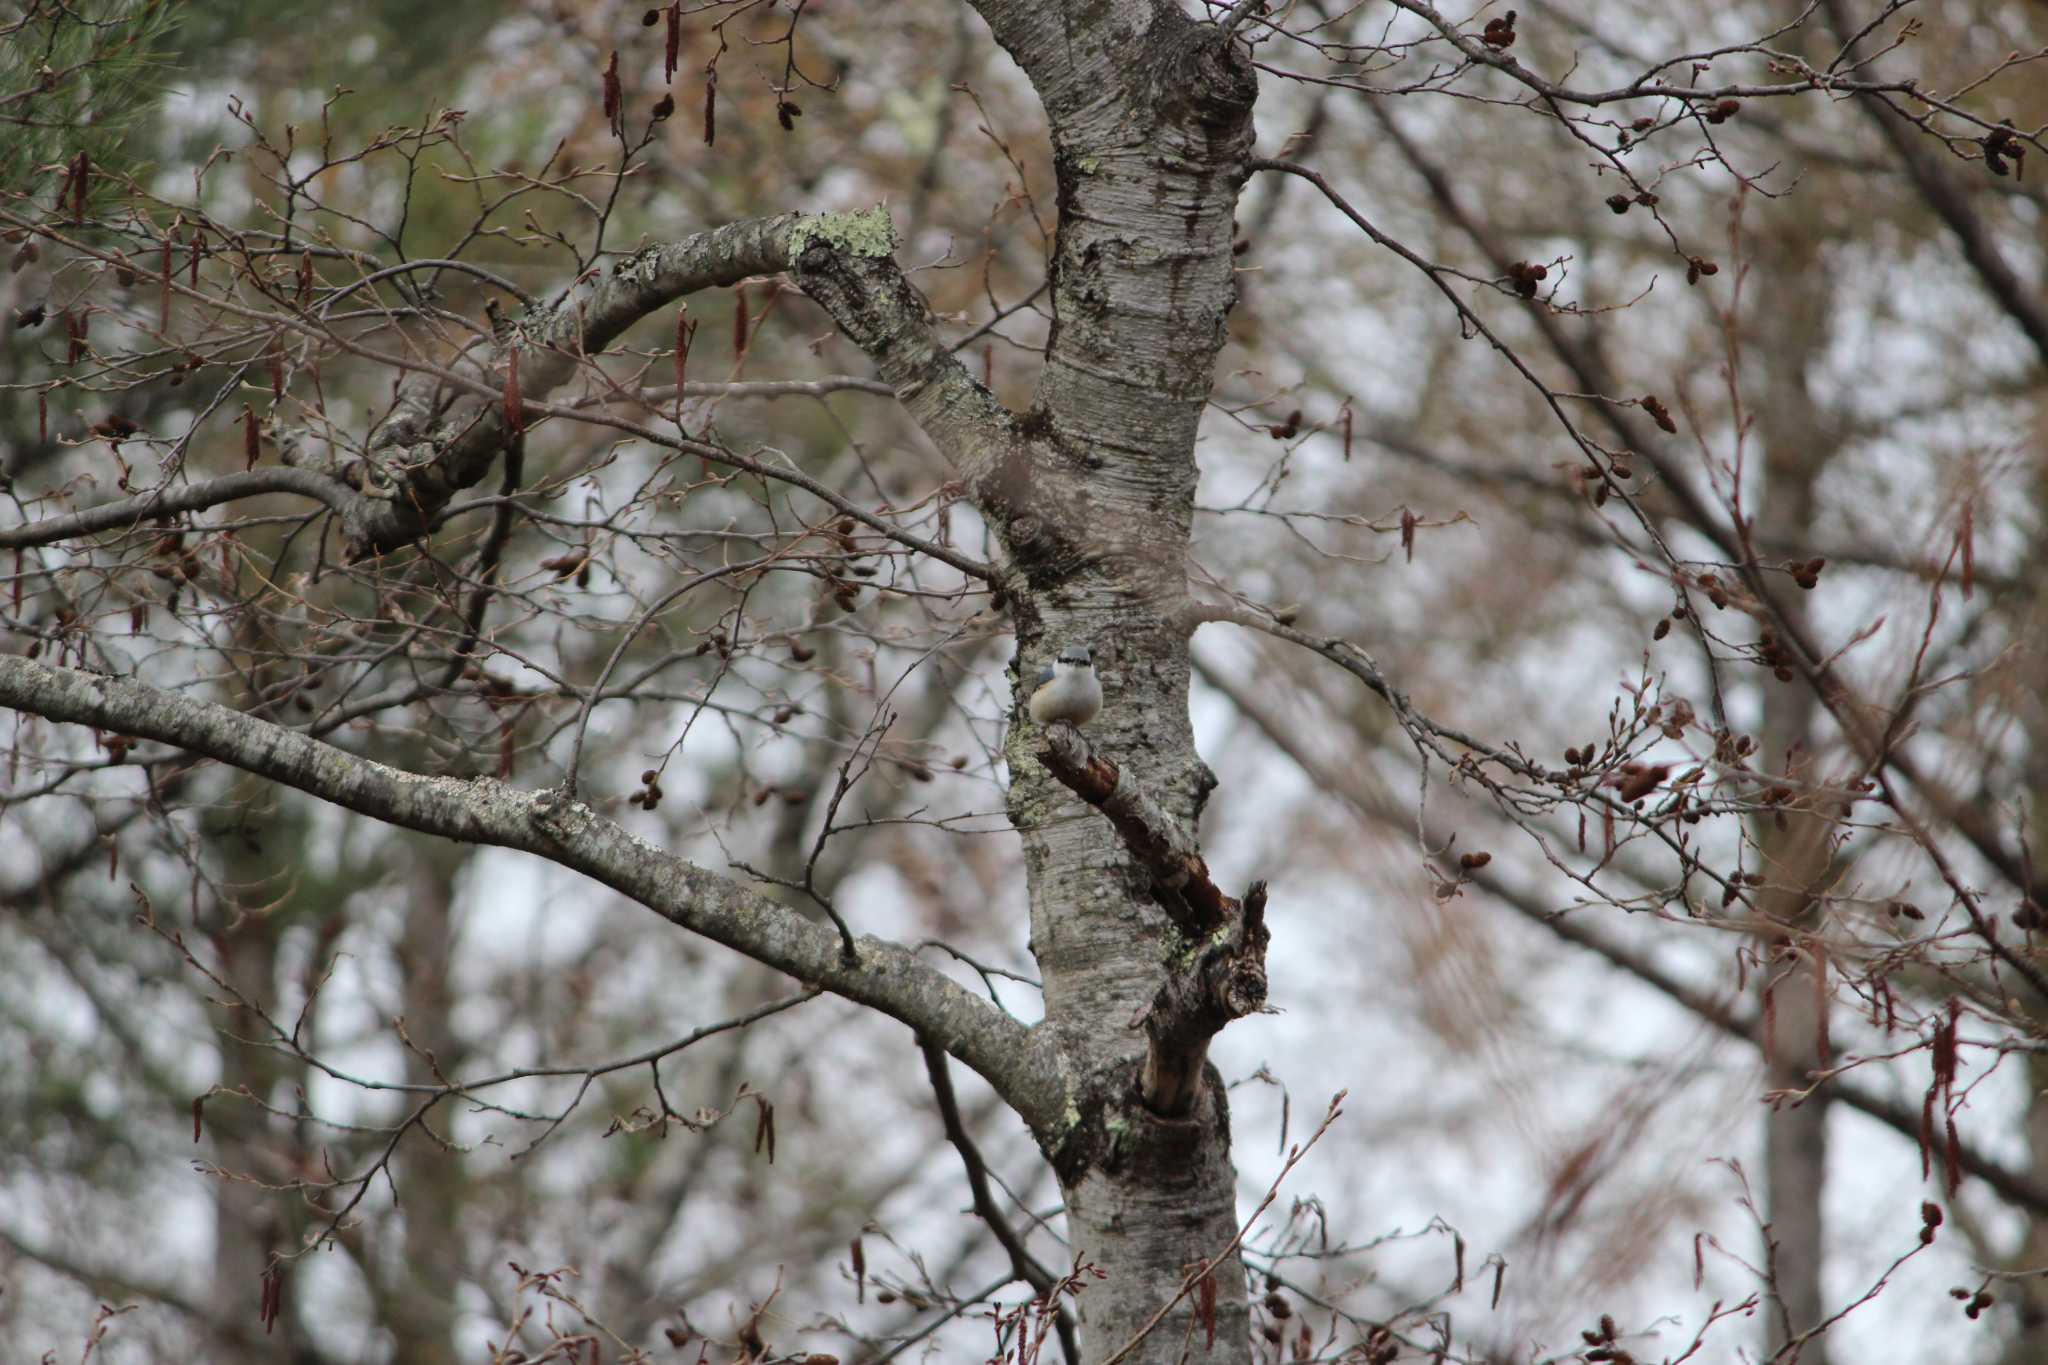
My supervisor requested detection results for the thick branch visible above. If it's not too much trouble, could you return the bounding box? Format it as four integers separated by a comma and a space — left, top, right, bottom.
0, 467, 355, 550
351, 214, 802, 553
0, 656, 1060, 1131
1033, 723, 1268, 1115
1137, 879, 1268, 1116
353, 208, 1018, 558
787, 243, 1035, 534
1035, 723, 1232, 935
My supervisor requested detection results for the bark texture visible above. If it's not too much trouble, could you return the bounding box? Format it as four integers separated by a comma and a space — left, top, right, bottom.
970, 6, 1262, 1361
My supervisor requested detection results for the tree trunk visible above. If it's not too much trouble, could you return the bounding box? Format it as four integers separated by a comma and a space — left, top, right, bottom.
1745, 218, 1837, 1365
985, 5, 1259, 1360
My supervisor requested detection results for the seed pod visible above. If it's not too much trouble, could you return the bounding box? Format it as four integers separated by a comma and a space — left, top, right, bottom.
601, 51, 622, 136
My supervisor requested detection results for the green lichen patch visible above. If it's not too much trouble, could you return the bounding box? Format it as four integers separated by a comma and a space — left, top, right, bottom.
787, 206, 898, 259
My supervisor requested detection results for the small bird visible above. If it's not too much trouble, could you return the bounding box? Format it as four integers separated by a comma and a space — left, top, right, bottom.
1028, 644, 1103, 727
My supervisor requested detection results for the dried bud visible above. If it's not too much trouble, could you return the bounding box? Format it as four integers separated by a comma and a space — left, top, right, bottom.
1459, 851, 1491, 870
601, 51, 622, 135
1616, 764, 1671, 803
1606, 194, 1631, 214
1982, 123, 2023, 178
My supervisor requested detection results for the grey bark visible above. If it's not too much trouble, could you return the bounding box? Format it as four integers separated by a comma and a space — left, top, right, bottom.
957, 6, 1260, 1362
0, 656, 1057, 1132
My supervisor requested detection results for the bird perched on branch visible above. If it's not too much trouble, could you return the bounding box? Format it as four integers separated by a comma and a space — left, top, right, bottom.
1028, 645, 1102, 728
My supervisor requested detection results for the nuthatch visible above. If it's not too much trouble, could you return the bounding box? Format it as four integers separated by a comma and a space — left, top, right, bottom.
1027, 645, 1102, 727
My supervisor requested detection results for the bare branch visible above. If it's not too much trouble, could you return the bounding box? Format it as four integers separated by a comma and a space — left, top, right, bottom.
0, 655, 1061, 1130
0, 467, 354, 550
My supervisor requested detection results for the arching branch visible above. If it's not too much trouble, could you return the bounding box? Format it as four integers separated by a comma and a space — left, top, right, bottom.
0, 655, 1062, 1132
